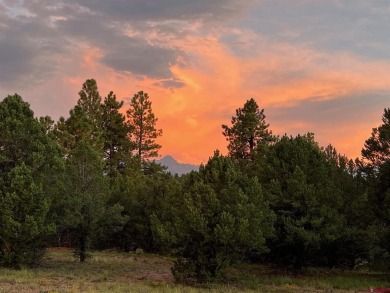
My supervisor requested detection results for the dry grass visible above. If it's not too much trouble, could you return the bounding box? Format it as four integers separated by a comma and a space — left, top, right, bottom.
0, 248, 389, 293
0, 248, 174, 293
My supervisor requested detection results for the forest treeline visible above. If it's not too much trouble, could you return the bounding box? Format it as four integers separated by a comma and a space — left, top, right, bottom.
0, 78, 389, 282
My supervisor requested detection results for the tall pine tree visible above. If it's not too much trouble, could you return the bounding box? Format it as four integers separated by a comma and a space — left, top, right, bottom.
51, 80, 127, 260
360, 108, 390, 222
126, 91, 162, 162
222, 98, 272, 160
360, 108, 390, 263
101, 91, 132, 178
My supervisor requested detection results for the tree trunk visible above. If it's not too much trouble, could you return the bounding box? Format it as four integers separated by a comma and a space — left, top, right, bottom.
79, 234, 87, 262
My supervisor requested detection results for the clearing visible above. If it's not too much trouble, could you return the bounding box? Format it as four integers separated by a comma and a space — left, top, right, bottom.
0, 248, 389, 293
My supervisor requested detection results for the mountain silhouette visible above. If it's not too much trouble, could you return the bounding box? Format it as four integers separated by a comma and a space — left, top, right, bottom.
157, 155, 199, 176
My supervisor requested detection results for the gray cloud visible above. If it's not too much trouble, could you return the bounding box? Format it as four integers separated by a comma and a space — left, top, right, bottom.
101, 45, 180, 78
153, 79, 185, 89
0, 38, 34, 79
267, 90, 390, 131
2, 0, 388, 93
241, 0, 390, 60
70, 0, 258, 22
54, 12, 186, 81
4, 0, 257, 88
0, 9, 69, 88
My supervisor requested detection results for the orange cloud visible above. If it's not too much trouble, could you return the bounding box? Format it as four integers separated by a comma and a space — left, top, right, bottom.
152, 32, 390, 163
26, 31, 388, 165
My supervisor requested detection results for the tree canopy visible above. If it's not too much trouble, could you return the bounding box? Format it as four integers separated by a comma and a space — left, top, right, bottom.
152, 151, 275, 281
126, 91, 162, 163
222, 98, 272, 160
0, 95, 57, 268
362, 108, 390, 171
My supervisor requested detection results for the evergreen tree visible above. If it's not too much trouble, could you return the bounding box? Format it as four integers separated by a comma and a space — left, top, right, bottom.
360, 108, 390, 263
111, 169, 179, 252
362, 108, 390, 171
152, 152, 275, 282
38, 116, 55, 134
61, 142, 125, 261
222, 98, 272, 160
0, 94, 58, 176
51, 80, 128, 258
263, 134, 346, 271
77, 79, 103, 133
126, 91, 162, 162
321, 144, 372, 267
53, 79, 103, 155
101, 91, 132, 178
360, 108, 390, 223
0, 163, 53, 268
0, 95, 61, 268
53, 105, 100, 155
0, 94, 61, 162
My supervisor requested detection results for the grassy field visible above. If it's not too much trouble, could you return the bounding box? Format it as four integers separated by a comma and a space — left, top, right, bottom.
0, 248, 389, 293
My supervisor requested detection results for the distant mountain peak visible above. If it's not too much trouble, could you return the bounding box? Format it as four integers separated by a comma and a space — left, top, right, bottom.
161, 155, 176, 162
157, 155, 199, 176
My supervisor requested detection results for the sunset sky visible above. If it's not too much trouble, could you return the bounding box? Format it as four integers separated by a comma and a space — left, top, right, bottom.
0, 0, 389, 164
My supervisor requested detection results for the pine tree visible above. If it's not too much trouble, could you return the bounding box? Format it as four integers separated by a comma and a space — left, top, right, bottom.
360, 108, 390, 261
263, 134, 346, 271
0, 94, 59, 176
0, 96, 61, 261
222, 98, 272, 160
53, 79, 104, 155
152, 152, 275, 282
0, 163, 53, 268
101, 91, 132, 178
77, 79, 102, 131
50, 80, 128, 259
126, 91, 162, 162
322, 144, 371, 267
360, 108, 390, 222
62, 142, 125, 261
362, 108, 390, 171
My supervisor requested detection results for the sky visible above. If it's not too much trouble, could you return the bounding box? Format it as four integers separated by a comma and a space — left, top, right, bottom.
0, 0, 389, 164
